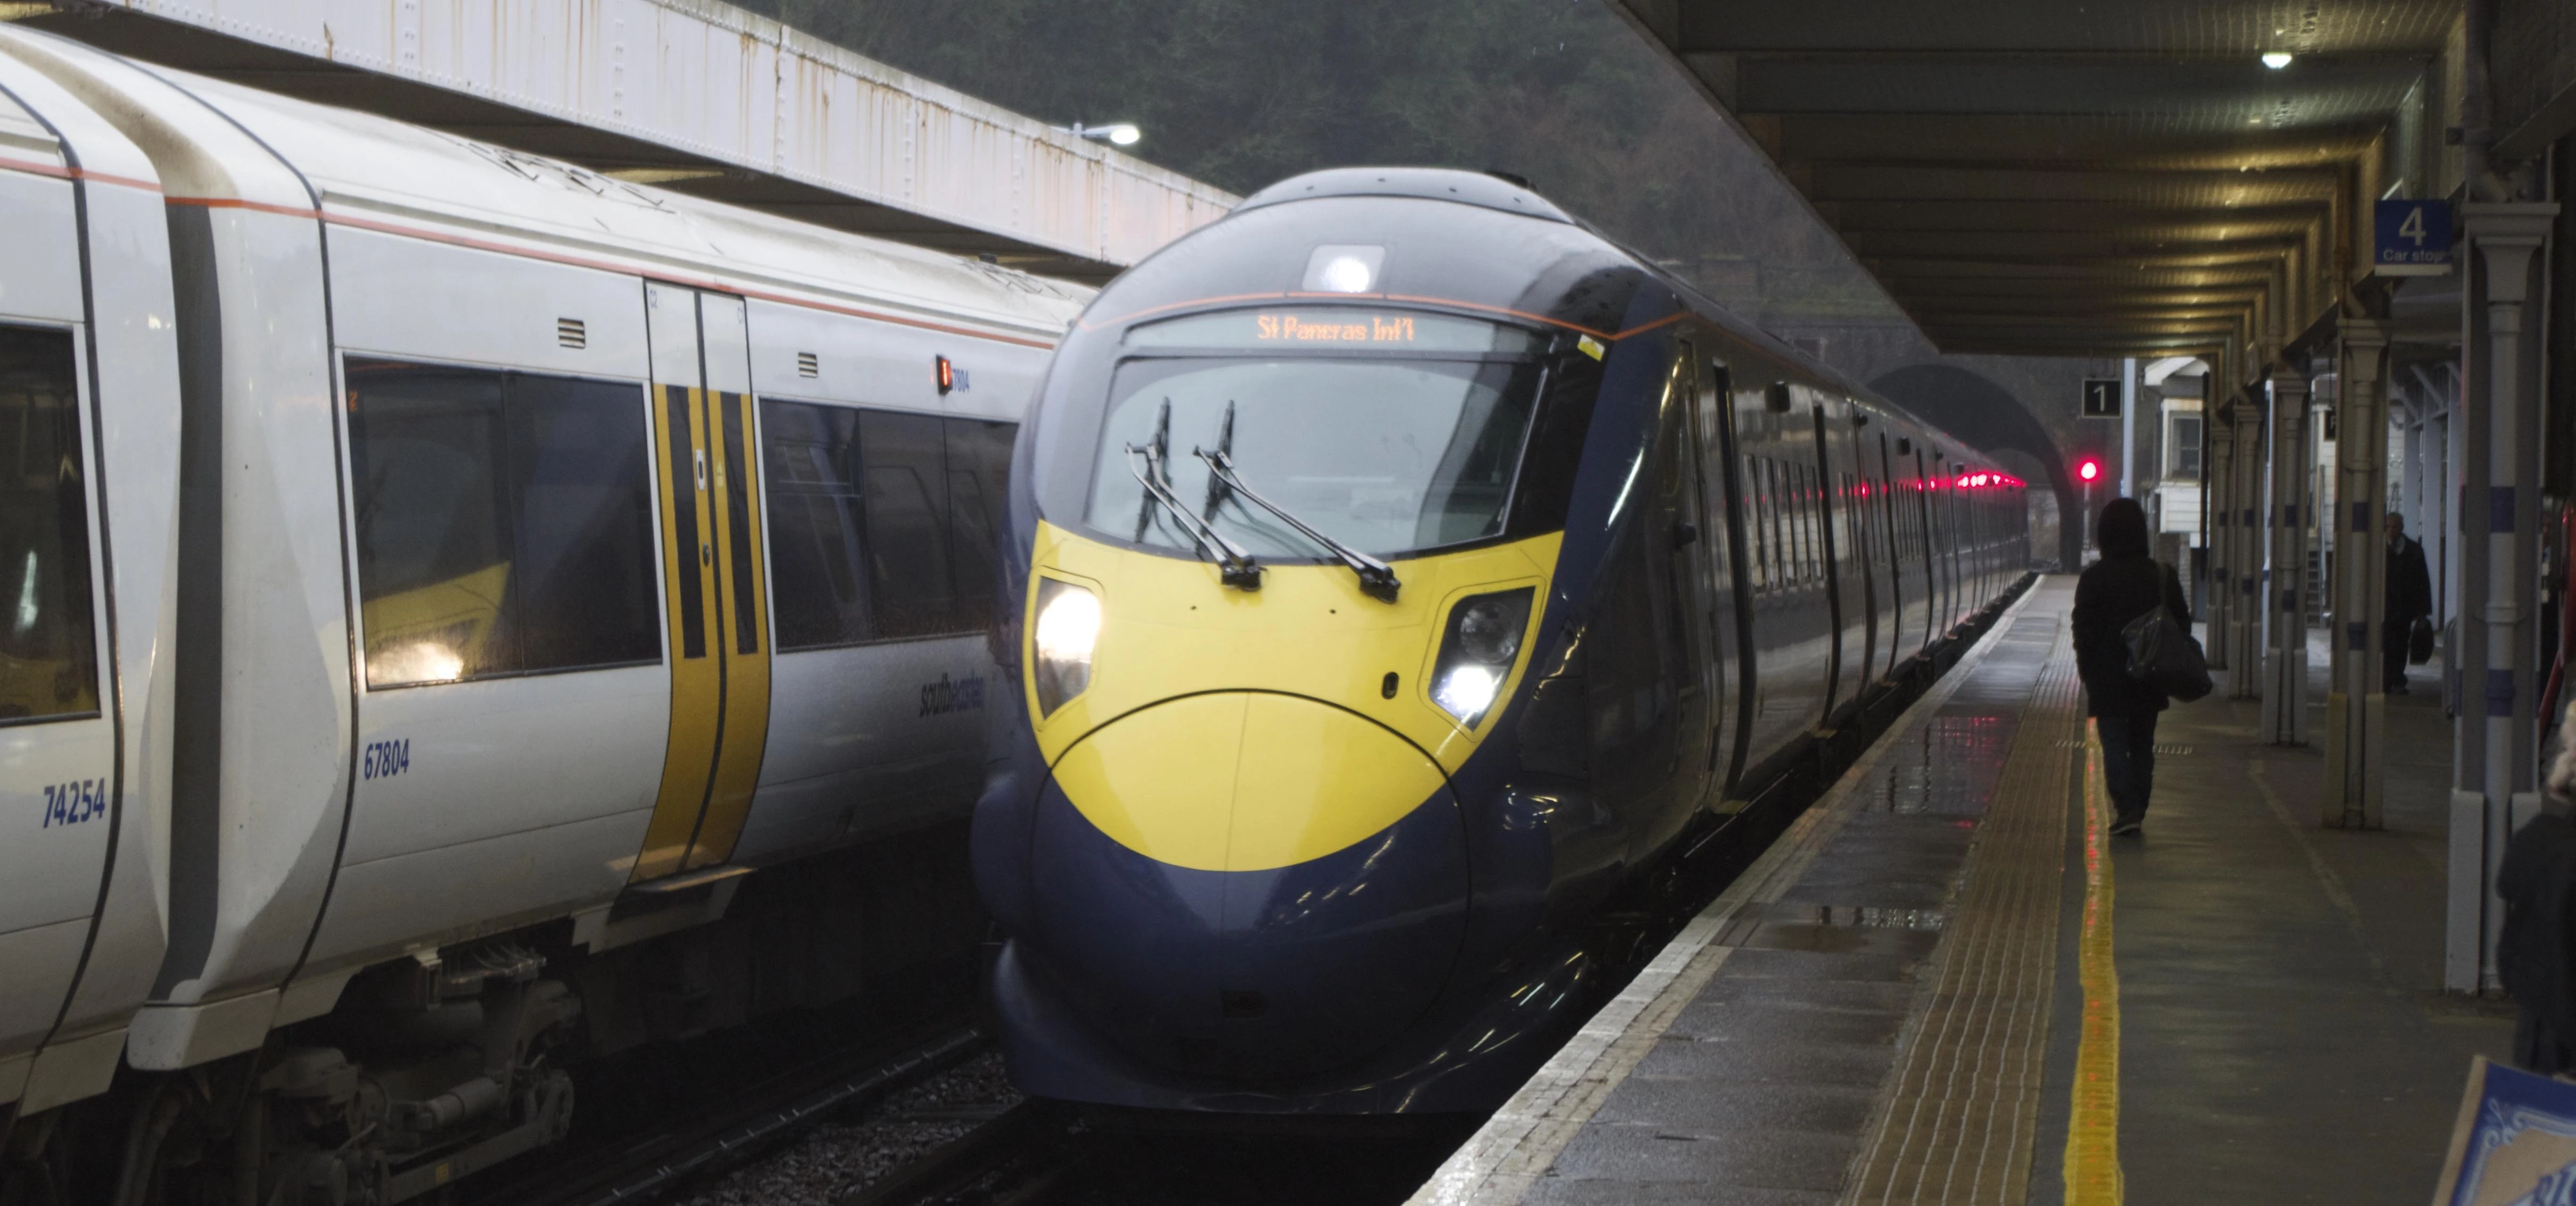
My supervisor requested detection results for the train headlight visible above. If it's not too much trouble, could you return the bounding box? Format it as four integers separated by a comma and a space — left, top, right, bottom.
1032, 579, 1101, 716
1429, 588, 1534, 728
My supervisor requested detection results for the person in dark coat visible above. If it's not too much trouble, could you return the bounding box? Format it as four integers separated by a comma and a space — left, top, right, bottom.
2509, 704, 2576, 1075
2072, 497, 2191, 836
2499, 808, 2576, 1074
2382, 513, 2434, 693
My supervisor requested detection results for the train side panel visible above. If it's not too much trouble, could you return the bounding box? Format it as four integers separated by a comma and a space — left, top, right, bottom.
299, 227, 669, 977
0, 55, 186, 1116
0, 86, 113, 1109
0, 34, 360, 1072
0, 70, 182, 1114
730, 296, 1051, 864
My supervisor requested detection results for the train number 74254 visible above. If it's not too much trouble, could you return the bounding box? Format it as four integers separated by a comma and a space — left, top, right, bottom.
40, 778, 107, 828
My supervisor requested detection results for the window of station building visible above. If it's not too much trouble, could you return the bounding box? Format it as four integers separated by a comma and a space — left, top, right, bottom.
2168, 414, 2203, 478
760, 397, 1017, 650
0, 325, 98, 723
346, 358, 660, 688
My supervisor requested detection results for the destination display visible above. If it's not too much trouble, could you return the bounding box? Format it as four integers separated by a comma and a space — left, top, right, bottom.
1126, 306, 1542, 354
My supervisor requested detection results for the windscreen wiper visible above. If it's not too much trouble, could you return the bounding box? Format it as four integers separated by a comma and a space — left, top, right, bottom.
1193, 443, 1400, 603
1126, 440, 1263, 591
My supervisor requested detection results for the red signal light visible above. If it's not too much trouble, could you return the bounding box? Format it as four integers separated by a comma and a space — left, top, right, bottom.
2077, 458, 2101, 483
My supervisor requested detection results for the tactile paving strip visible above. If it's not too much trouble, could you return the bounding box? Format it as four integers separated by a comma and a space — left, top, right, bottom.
1845, 613, 2082, 1206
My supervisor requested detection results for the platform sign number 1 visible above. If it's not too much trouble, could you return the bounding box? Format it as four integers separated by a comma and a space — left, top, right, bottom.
2081, 378, 2121, 418
2375, 199, 2452, 275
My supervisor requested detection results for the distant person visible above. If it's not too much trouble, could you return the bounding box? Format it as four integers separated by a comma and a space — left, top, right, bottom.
2384, 513, 2434, 694
2072, 498, 2190, 837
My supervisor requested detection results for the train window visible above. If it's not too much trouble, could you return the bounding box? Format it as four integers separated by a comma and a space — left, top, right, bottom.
347, 359, 659, 687
944, 418, 1016, 634
1813, 466, 1834, 585
1781, 463, 1801, 584
763, 401, 872, 648
1749, 458, 1772, 591
1507, 351, 1603, 535
0, 325, 99, 723
1836, 472, 1853, 572
1812, 470, 1829, 583
1769, 460, 1789, 588
761, 400, 1017, 650
859, 410, 955, 639
1762, 459, 1781, 589
1793, 465, 1814, 584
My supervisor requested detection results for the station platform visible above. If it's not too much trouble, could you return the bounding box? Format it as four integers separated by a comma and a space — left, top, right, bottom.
1411, 575, 2514, 1205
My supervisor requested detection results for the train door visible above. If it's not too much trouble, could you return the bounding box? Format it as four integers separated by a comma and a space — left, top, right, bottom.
1690, 355, 1740, 792
1913, 448, 1938, 648
1807, 408, 1844, 722
0, 316, 115, 1101
1656, 347, 1719, 807
633, 284, 774, 882
1707, 361, 1758, 797
1878, 433, 1904, 679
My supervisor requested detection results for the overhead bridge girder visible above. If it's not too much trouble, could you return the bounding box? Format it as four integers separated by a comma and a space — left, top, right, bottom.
12, 0, 1236, 282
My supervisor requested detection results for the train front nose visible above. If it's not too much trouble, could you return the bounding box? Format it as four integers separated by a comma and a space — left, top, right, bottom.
1026, 690, 1471, 1085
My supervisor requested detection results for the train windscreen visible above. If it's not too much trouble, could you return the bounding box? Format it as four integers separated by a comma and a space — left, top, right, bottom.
1082, 308, 1553, 560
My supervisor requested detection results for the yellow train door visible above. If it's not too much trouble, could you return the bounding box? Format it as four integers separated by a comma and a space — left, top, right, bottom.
632, 284, 773, 883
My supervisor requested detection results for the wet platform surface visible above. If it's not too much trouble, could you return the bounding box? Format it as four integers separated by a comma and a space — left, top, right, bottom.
1412, 576, 2511, 1206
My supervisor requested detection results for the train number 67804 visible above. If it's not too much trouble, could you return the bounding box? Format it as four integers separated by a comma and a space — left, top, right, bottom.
363, 738, 411, 781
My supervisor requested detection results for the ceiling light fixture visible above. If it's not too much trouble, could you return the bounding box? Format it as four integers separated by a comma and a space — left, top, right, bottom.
1065, 122, 1143, 146
2261, 52, 2294, 69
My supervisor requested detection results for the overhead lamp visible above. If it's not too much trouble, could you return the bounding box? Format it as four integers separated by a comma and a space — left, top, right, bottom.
2261, 52, 2293, 69
1066, 122, 1142, 146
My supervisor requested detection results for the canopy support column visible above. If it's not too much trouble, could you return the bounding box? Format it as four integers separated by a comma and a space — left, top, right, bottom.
2205, 402, 2238, 665
2446, 203, 2556, 992
2227, 394, 2268, 697
2261, 369, 2312, 745
2325, 319, 2391, 828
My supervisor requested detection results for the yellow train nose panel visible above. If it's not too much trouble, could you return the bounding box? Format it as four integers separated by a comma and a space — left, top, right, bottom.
1052, 692, 1451, 872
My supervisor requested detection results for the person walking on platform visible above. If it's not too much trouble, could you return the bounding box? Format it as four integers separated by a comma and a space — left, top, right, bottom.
2383, 513, 2434, 694
2072, 498, 2190, 837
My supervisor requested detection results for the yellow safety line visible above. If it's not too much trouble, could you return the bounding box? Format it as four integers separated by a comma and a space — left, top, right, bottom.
2062, 722, 2124, 1203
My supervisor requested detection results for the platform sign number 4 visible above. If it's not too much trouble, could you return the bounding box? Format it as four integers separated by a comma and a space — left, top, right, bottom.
2375, 199, 2452, 275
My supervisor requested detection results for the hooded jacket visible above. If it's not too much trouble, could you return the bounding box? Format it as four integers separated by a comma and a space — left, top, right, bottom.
2072, 498, 2191, 718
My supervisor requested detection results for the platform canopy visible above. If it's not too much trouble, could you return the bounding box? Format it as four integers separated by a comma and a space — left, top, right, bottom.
1608, 0, 2458, 358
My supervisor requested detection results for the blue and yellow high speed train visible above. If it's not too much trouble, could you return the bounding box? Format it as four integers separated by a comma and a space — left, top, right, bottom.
973, 168, 2030, 1113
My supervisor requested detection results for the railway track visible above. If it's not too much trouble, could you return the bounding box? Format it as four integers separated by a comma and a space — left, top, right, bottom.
837, 1101, 1080, 1206
473, 1016, 987, 1206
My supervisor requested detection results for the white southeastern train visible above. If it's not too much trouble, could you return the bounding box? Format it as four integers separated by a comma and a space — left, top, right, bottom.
0, 26, 1084, 1203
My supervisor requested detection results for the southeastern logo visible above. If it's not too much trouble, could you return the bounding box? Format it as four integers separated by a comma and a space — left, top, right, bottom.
919, 672, 986, 716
